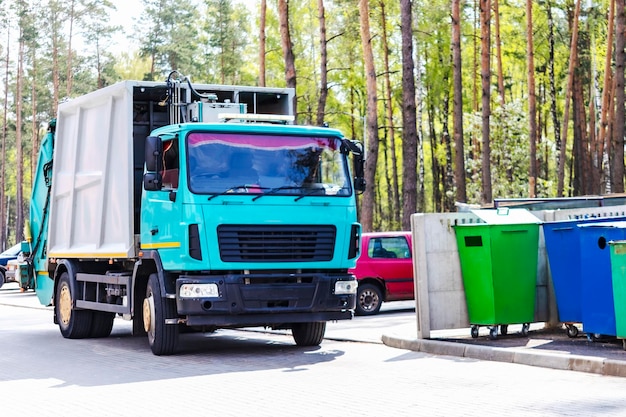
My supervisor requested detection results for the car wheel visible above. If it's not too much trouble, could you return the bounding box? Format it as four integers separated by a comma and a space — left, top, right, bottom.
0, 267, 5, 288
355, 283, 383, 316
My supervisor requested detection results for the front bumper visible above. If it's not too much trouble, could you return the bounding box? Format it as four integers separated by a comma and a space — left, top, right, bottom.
176, 272, 356, 327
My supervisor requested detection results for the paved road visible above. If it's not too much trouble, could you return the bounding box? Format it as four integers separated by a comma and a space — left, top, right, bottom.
3, 286, 626, 416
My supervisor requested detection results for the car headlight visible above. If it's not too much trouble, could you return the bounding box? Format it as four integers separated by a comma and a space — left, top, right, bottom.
179, 283, 220, 298
335, 280, 357, 295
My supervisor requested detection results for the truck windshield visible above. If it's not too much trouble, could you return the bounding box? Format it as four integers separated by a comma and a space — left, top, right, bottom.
187, 132, 352, 197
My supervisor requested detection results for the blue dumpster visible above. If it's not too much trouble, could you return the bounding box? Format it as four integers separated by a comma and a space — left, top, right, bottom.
543, 216, 625, 337
578, 221, 626, 338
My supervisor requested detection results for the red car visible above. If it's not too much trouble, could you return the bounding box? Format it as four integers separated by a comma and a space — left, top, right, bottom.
349, 231, 414, 315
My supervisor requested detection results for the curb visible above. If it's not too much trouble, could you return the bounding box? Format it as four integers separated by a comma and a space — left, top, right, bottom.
381, 334, 626, 377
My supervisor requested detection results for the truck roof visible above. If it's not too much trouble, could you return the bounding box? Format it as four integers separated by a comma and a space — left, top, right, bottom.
151, 122, 345, 138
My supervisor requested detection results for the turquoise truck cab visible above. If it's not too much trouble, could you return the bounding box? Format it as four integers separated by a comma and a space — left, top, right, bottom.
19, 75, 364, 355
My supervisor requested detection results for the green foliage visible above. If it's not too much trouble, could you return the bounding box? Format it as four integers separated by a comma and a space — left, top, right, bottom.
0, 0, 621, 244
198, 0, 253, 84
137, 0, 200, 79
465, 99, 535, 203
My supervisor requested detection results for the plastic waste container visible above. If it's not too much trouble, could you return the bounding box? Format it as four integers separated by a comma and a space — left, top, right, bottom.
454, 208, 541, 339
609, 240, 626, 349
577, 221, 626, 339
543, 216, 625, 338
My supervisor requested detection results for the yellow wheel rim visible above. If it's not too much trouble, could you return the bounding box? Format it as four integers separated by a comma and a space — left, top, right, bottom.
143, 296, 153, 333
58, 285, 72, 326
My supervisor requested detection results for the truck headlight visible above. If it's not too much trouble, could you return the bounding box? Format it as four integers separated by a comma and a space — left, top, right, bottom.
179, 283, 220, 298
334, 280, 357, 295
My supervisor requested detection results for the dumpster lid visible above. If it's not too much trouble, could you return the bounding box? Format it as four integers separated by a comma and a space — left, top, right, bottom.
578, 220, 626, 229
470, 208, 542, 225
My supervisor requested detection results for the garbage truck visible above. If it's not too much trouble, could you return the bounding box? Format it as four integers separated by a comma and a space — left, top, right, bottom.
16, 72, 364, 355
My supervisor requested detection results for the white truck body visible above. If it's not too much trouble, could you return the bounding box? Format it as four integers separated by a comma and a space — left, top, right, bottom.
50, 82, 135, 259
48, 80, 294, 260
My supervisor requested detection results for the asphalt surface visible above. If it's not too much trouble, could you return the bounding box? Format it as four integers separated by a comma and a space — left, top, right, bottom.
3, 283, 626, 376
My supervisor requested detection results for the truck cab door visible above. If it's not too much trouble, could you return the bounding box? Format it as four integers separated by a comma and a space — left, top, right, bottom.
141, 138, 185, 256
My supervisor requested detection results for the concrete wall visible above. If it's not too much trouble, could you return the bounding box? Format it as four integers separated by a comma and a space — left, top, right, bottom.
412, 205, 626, 339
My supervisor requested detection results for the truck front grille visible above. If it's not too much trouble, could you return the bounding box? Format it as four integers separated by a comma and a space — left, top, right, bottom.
217, 225, 336, 262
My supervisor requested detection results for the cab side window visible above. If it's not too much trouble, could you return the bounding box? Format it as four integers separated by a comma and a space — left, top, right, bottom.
162, 139, 179, 189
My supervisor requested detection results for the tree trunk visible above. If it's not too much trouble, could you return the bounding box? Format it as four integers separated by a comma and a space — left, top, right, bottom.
452, 0, 467, 204
613, 0, 625, 193
471, 0, 480, 180
494, 0, 505, 105
15, 21, 25, 243
557, 0, 581, 196
606, 73, 617, 193
572, 68, 588, 195
259, 0, 266, 87
278, 0, 297, 121
51, 3, 60, 115
31, 49, 39, 190
526, 0, 537, 197
547, 2, 562, 191
400, 0, 418, 229
0, 28, 9, 249
359, 0, 379, 232
589, 81, 599, 193
428, 103, 442, 211
66, 0, 75, 97
480, 0, 492, 204
316, 0, 328, 127
598, 0, 615, 194
438, 38, 455, 212
415, 44, 426, 213
380, 1, 400, 227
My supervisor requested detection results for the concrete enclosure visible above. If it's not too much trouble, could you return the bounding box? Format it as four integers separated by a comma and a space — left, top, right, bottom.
411, 205, 626, 338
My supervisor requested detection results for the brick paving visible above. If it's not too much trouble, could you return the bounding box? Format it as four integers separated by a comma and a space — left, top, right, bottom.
3, 287, 626, 416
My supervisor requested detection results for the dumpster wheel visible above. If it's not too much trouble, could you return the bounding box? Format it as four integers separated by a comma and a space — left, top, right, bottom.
489, 326, 498, 340
500, 324, 508, 335
565, 324, 579, 338
470, 325, 479, 338
521, 323, 530, 336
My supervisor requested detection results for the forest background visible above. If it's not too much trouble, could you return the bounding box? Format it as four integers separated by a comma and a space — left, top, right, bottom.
0, 0, 624, 251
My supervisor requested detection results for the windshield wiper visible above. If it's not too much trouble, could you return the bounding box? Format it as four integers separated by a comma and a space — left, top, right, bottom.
207, 185, 269, 201
251, 185, 306, 201
294, 187, 327, 201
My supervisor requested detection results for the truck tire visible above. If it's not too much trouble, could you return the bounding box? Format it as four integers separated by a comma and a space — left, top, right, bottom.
292, 322, 326, 346
144, 273, 179, 355
355, 283, 383, 316
90, 312, 115, 338
56, 271, 93, 339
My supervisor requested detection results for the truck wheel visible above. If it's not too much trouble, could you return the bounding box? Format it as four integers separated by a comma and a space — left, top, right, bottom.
144, 273, 179, 355
292, 322, 326, 346
355, 283, 383, 316
90, 312, 115, 338
55, 271, 93, 339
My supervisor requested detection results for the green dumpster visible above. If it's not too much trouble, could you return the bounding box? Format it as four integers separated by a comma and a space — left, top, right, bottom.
454, 208, 541, 339
609, 240, 626, 349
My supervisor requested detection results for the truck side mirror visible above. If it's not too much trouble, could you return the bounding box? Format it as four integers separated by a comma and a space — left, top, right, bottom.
350, 140, 366, 193
144, 172, 163, 191
145, 136, 163, 173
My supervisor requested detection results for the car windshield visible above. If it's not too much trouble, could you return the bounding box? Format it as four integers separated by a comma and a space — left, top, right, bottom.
186, 132, 351, 197
1, 244, 21, 256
